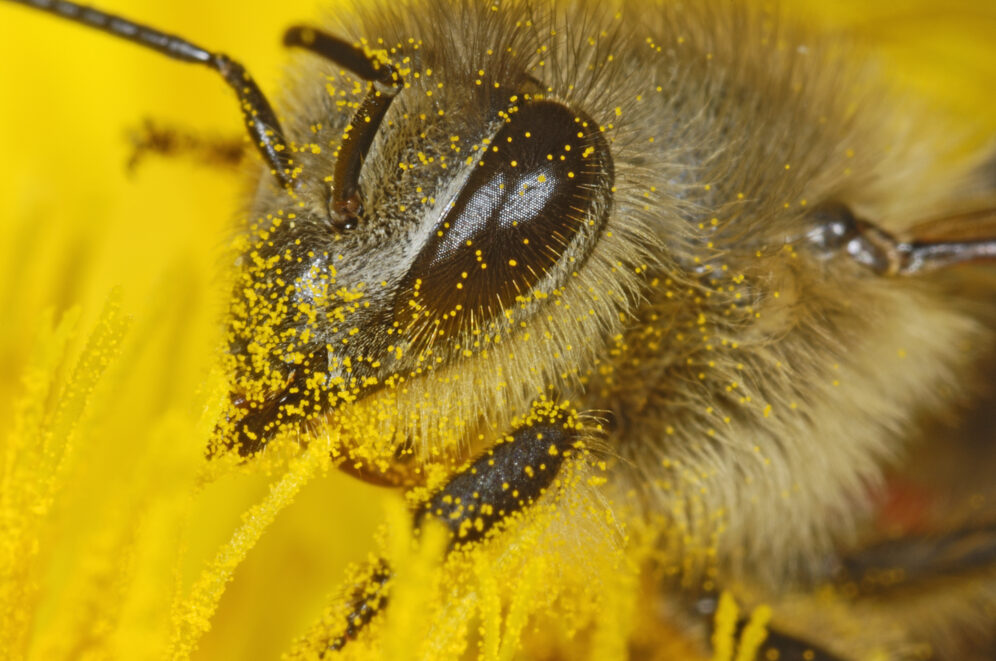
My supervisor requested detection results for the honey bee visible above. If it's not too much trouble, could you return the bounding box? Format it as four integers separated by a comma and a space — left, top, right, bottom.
4, 0, 996, 659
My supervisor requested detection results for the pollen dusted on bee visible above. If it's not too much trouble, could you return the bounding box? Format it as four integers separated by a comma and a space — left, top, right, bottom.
19, 0, 986, 657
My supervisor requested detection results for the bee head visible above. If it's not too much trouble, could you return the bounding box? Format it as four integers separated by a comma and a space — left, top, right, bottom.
219, 21, 617, 461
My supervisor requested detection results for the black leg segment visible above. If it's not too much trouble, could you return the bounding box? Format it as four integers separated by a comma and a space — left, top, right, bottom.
807, 202, 996, 276
5, 0, 295, 189
283, 26, 403, 231
327, 560, 392, 652
321, 411, 582, 655
416, 421, 580, 548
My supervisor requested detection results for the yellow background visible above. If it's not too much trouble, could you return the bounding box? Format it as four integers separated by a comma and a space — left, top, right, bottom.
0, 1, 994, 659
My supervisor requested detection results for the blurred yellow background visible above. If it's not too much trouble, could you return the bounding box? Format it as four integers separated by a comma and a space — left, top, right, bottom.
0, 1, 993, 659
0, 3, 385, 658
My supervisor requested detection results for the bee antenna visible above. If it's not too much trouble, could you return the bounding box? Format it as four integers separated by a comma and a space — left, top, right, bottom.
6, 0, 297, 190
284, 27, 403, 231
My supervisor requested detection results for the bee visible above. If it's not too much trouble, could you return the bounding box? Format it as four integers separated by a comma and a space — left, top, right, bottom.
4, 0, 996, 659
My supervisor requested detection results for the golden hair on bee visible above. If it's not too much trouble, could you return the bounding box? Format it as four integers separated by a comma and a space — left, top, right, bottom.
3, 0, 996, 659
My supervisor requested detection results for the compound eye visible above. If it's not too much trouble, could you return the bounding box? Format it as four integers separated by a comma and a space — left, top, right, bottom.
396, 100, 613, 335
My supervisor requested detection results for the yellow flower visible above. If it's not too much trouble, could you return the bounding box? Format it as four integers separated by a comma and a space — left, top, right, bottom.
0, 1, 994, 660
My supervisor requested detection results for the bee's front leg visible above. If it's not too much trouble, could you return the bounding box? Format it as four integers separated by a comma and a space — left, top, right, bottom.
325, 406, 583, 654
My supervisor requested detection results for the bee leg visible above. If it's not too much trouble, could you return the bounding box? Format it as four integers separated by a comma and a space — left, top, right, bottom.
794, 525, 996, 660
697, 525, 996, 660
323, 412, 581, 655
838, 522, 996, 589
711, 626, 849, 661
807, 202, 996, 275
695, 593, 848, 661
283, 27, 403, 231
126, 118, 246, 173
754, 630, 848, 660
414, 415, 581, 549
327, 560, 392, 652
7, 0, 295, 188
834, 523, 996, 657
